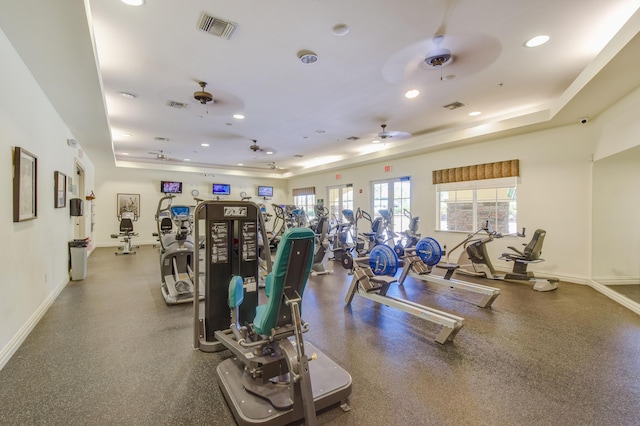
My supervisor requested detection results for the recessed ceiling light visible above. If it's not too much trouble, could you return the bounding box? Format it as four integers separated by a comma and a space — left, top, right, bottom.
121, 0, 144, 5
184, 158, 191, 162
122, 152, 129, 156
266, 151, 274, 155
298, 50, 319, 64
120, 133, 132, 137
469, 111, 482, 116
372, 139, 381, 144
201, 143, 210, 147
525, 35, 550, 47
119, 92, 136, 99
237, 163, 244, 166
233, 114, 245, 120
405, 89, 420, 99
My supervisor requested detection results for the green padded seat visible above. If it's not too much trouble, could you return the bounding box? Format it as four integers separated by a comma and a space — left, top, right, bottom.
253, 227, 315, 336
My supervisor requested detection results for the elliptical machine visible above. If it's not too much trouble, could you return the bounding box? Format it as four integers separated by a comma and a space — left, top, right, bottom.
155, 195, 204, 304
452, 221, 559, 292
311, 209, 333, 276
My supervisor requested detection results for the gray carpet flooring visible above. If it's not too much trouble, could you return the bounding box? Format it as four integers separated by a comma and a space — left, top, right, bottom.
1, 245, 639, 425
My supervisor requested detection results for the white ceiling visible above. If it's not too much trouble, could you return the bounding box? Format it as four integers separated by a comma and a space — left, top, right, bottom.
2, 0, 640, 178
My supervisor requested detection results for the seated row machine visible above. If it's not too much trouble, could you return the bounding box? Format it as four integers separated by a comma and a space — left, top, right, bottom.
398, 237, 501, 309
343, 244, 464, 345
193, 201, 351, 426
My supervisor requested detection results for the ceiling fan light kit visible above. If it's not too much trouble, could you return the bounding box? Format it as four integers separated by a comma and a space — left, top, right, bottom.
424, 48, 452, 67
194, 81, 213, 104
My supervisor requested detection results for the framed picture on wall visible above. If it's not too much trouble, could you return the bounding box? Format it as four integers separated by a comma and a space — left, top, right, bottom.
13, 146, 38, 222
117, 193, 140, 218
54, 171, 67, 208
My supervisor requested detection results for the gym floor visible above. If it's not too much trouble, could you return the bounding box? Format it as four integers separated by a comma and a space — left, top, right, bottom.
1, 245, 639, 425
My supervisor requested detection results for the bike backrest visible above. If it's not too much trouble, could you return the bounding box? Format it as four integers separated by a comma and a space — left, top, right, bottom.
160, 217, 173, 232
523, 229, 546, 261
120, 218, 134, 233
408, 217, 420, 234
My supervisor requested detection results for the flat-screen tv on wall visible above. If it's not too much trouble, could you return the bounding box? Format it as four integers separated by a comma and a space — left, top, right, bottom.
212, 183, 231, 195
258, 185, 273, 197
161, 181, 182, 194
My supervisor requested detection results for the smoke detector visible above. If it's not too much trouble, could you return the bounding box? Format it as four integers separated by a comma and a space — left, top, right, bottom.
194, 81, 213, 104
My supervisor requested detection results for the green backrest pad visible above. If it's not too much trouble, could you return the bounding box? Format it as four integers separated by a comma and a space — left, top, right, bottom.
253, 228, 315, 335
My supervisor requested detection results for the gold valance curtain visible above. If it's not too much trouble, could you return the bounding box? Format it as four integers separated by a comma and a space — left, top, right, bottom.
292, 186, 315, 196
432, 159, 519, 184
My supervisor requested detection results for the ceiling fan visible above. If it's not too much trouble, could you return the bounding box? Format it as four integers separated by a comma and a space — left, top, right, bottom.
148, 150, 171, 160
249, 139, 262, 152
372, 124, 412, 143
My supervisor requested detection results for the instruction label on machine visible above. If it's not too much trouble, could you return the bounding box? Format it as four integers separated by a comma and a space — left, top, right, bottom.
242, 221, 257, 261
243, 276, 257, 292
210, 222, 229, 263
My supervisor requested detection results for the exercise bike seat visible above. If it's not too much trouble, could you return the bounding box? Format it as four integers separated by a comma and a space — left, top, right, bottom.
501, 229, 546, 263
253, 227, 315, 336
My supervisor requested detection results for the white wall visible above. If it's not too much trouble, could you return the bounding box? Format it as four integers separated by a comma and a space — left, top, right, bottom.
0, 28, 95, 369
593, 85, 640, 161
93, 159, 288, 247
591, 86, 640, 283
289, 123, 597, 283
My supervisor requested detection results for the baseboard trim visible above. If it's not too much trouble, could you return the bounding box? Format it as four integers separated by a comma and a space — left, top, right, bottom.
588, 280, 640, 315
0, 277, 69, 370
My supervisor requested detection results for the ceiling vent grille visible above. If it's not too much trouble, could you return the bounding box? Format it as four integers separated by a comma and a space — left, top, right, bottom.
197, 12, 237, 40
154, 137, 170, 142
443, 101, 466, 110
166, 100, 188, 109
346, 136, 360, 141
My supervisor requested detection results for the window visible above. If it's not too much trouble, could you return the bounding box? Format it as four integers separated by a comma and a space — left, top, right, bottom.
293, 194, 315, 219
437, 177, 517, 234
292, 187, 316, 219
371, 177, 411, 233
328, 185, 353, 223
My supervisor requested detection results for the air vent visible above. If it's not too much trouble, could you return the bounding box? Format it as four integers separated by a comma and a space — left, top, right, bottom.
154, 137, 170, 142
166, 100, 188, 109
346, 136, 360, 141
443, 101, 466, 110
197, 12, 237, 40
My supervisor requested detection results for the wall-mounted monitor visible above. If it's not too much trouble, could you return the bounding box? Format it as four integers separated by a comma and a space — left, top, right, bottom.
258, 185, 273, 197
212, 183, 231, 195
161, 181, 182, 194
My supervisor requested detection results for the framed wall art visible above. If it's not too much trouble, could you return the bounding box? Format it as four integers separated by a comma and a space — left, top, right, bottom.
54, 171, 67, 208
117, 193, 140, 218
13, 147, 38, 222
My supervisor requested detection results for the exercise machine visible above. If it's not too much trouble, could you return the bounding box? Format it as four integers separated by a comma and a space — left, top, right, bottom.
328, 209, 355, 263
393, 209, 421, 257
311, 212, 333, 276
111, 211, 139, 255
155, 195, 204, 304
343, 244, 464, 344
397, 237, 501, 308
193, 202, 351, 425
452, 223, 559, 292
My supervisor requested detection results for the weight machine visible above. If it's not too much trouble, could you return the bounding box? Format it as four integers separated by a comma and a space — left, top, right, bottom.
193, 201, 351, 426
